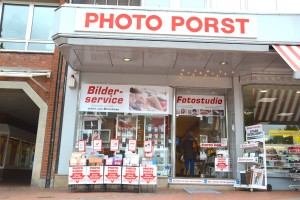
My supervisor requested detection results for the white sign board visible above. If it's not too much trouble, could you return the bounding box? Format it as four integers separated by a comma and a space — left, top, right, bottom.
121, 166, 139, 184
215, 158, 232, 172
176, 95, 225, 116
68, 167, 86, 185
104, 166, 122, 184
139, 166, 157, 185
85, 166, 104, 184
75, 9, 257, 38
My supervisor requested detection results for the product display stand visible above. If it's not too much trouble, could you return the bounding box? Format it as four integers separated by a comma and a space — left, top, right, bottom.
234, 124, 271, 192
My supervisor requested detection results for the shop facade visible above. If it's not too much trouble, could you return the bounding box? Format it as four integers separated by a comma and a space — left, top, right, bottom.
52, 3, 300, 190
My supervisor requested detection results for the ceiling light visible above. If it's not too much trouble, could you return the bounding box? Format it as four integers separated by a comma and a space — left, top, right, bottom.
258, 98, 277, 103
220, 61, 228, 65
181, 69, 185, 72
297, 90, 300, 94
123, 58, 131, 62
260, 89, 268, 93
278, 113, 293, 116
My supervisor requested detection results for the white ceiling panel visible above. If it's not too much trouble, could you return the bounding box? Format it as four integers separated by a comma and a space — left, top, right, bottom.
74, 49, 112, 67
144, 51, 177, 68
174, 52, 213, 69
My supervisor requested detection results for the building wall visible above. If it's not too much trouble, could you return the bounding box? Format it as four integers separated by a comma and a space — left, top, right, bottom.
0, 49, 66, 187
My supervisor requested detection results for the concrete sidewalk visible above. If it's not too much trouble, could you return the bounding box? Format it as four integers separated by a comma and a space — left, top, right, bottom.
0, 186, 299, 200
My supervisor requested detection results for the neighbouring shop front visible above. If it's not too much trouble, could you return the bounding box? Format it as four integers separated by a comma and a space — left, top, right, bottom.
52, 4, 300, 190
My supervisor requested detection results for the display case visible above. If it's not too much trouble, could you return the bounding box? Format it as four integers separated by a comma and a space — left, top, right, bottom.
265, 130, 300, 176
116, 114, 138, 150
144, 116, 170, 176
234, 124, 269, 192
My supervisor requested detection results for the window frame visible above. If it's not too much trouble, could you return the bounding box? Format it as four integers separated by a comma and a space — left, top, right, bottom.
0, 1, 58, 53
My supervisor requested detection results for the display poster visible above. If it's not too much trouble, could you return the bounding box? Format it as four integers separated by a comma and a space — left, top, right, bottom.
128, 139, 137, 152
139, 166, 157, 185
251, 168, 264, 186
110, 139, 120, 152
86, 166, 104, 184
68, 166, 86, 184
121, 166, 139, 184
104, 166, 122, 184
78, 140, 86, 152
79, 84, 171, 114
176, 95, 225, 116
215, 158, 232, 172
245, 124, 264, 139
144, 140, 153, 153
93, 139, 102, 151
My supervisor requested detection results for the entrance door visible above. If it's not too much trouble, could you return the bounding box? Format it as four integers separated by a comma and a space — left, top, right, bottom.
175, 88, 230, 178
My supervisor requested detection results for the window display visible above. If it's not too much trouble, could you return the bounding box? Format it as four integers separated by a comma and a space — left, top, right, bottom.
76, 112, 171, 177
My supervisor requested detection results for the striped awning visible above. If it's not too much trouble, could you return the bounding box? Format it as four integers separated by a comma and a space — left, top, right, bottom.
273, 45, 300, 72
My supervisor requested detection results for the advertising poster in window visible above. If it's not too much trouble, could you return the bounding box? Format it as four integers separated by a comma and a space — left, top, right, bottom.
245, 124, 264, 139
176, 95, 224, 116
79, 84, 172, 114
78, 140, 86, 152
144, 140, 152, 153
128, 139, 137, 152
110, 139, 120, 152
93, 139, 102, 152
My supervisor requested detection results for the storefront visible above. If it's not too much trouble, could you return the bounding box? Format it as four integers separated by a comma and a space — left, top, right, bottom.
52, 4, 300, 190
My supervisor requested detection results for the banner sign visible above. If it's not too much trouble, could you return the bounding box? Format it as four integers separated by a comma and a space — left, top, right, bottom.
75, 9, 257, 38
121, 166, 139, 184
68, 167, 86, 185
104, 166, 122, 184
176, 95, 224, 116
79, 84, 170, 114
200, 143, 223, 148
86, 166, 104, 184
139, 166, 157, 185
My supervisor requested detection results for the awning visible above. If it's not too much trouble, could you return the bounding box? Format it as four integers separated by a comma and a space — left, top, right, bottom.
273, 45, 300, 72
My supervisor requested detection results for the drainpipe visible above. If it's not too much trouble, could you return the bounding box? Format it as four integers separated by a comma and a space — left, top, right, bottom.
55, 62, 68, 173
45, 51, 64, 188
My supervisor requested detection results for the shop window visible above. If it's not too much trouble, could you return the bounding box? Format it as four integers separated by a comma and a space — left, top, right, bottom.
0, 3, 56, 52
76, 111, 171, 177
0, 136, 8, 167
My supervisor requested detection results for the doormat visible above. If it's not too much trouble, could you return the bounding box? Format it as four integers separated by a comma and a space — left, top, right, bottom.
184, 188, 222, 194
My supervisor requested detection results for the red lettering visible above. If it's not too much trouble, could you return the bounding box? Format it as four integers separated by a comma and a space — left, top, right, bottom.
85, 97, 91, 103
87, 86, 95, 94
85, 13, 99, 27
205, 18, 219, 33
235, 18, 249, 34
115, 14, 132, 30
99, 13, 114, 28
176, 96, 183, 103
172, 16, 184, 31
146, 15, 162, 31
132, 14, 146, 29
186, 17, 202, 32
221, 18, 235, 33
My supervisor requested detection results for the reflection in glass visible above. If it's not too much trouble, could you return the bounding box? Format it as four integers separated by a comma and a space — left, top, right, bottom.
31, 6, 56, 40
1, 4, 29, 39
19, 142, 32, 168
28, 43, 55, 51
0, 42, 26, 50
6, 138, 20, 167
0, 136, 8, 167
